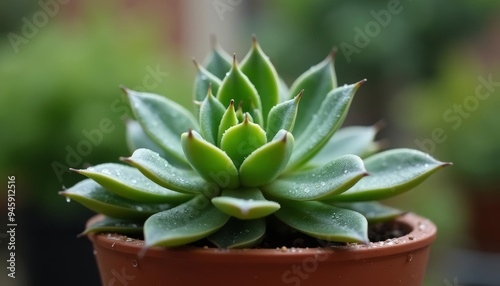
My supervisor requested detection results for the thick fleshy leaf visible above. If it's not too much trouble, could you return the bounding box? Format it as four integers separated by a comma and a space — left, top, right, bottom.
266, 92, 302, 141
278, 77, 289, 102
331, 148, 452, 201
331, 202, 403, 223
219, 114, 267, 168
217, 100, 238, 146
308, 125, 380, 167
181, 130, 239, 188
125, 88, 198, 167
81, 216, 143, 235
121, 148, 210, 195
193, 60, 222, 103
208, 218, 266, 248
60, 179, 172, 220
125, 120, 167, 158
286, 82, 364, 171
240, 36, 280, 126
211, 188, 280, 220
72, 163, 192, 203
199, 87, 226, 144
274, 200, 368, 244
239, 130, 294, 187
144, 196, 230, 247
203, 36, 232, 79
216, 55, 262, 117
288, 51, 337, 138
262, 155, 367, 201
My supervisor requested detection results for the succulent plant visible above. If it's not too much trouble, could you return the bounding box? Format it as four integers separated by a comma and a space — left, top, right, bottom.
60, 36, 450, 249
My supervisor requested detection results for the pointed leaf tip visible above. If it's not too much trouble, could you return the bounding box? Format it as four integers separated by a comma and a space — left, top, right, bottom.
295, 90, 304, 101
232, 53, 237, 66
207, 82, 213, 94
357, 78, 368, 87
119, 85, 129, 95
328, 47, 338, 60
192, 58, 200, 69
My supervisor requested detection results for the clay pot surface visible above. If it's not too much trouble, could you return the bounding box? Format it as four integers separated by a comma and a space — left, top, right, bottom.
88, 212, 436, 286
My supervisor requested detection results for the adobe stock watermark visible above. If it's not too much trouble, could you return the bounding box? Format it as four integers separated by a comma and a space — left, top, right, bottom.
107, 267, 135, 286
281, 239, 337, 285
414, 74, 499, 154
213, 0, 244, 21
7, 0, 71, 54
52, 64, 169, 183
339, 0, 404, 63
443, 277, 463, 286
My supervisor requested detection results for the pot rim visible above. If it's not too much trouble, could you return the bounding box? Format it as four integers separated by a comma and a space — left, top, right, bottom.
87, 212, 436, 262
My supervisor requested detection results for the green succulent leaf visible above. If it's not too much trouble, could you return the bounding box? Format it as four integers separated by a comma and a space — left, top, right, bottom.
217, 100, 238, 146
331, 148, 452, 201
60, 179, 172, 220
331, 202, 403, 223
193, 60, 222, 103
275, 200, 369, 244
219, 114, 267, 169
125, 120, 167, 158
211, 188, 280, 220
81, 216, 143, 235
199, 87, 226, 145
266, 92, 302, 141
181, 130, 239, 189
122, 148, 211, 195
208, 218, 266, 249
241, 36, 280, 126
286, 81, 364, 171
125, 88, 198, 167
216, 55, 262, 116
308, 125, 380, 167
239, 130, 294, 187
263, 155, 367, 201
288, 52, 337, 138
144, 196, 230, 247
73, 163, 192, 203
278, 77, 289, 102
203, 36, 232, 79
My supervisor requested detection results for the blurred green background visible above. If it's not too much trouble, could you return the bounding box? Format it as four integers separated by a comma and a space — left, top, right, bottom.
1, 0, 499, 285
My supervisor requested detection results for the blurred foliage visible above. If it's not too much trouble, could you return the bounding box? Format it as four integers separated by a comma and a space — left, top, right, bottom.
0, 1, 193, 221
240, 0, 500, 132
395, 47, 500, 189
248, 0, 497, 83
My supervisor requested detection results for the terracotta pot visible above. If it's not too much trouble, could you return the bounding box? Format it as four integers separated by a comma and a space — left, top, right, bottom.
87, 212, 436, 286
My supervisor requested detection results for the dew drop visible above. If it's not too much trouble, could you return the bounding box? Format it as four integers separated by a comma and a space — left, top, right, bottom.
132, 260, 138, 268
66, 197, 71, 203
